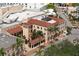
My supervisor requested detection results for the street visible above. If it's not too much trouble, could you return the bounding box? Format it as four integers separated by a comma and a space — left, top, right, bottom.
55, 4, 73, 27
55, 5, 79, 43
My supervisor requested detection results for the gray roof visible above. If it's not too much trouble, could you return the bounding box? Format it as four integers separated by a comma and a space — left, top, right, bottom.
0, 32, 16, 49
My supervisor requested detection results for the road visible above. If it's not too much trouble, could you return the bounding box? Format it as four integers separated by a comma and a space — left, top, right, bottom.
55, 5, 79, 42
55, 6, 73, 27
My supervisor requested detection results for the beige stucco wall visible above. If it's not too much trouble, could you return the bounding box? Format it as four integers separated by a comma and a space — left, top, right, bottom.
22, 24, 49, 43
32, 24, 48, 40
22, 26, 30, 41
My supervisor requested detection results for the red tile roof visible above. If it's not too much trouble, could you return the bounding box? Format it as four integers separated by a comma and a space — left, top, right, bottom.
24, 19, 56, 27
30, 36, 44, 45
23, 16, 64, 28
6, 24, 22, 34
28, 19, 52, 27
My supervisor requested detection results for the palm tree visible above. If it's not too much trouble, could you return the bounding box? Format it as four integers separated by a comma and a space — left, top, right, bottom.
16, 37, 24, 56
31, 30, 37, 39
36, 31, 43, 37
0, 48, 6, 56
48, 26, 59, 41
48, 26, 59, 33
31, 30, 43, 39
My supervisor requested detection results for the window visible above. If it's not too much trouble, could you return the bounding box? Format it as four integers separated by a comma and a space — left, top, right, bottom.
25, 3, 27, 5
25, 3, 27, 7
37, 26, 39, 29
30, 6, 31, 8
41, 27, 42, 29
31, 29, 32, 32
34, 29, 36, 32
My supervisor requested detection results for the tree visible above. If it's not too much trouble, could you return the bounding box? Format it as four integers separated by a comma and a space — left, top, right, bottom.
31, 30, 43, 39
36, 31, 43, 37
47, 3, 55, 9
16, 37, 24, 55
72, 3, 79, 7
46, 3, 59, 17
36, 31, 44, 50
48, 26, 59, 41
74, 44, 79, 55
0, 48, 6, 56
44, 39, 79, 56
48, 26, 59, 35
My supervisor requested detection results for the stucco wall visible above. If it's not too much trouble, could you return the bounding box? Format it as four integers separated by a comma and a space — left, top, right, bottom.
22, 26, 30, 41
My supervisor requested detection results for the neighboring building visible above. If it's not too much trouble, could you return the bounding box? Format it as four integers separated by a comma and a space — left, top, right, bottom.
21, 16, 65, 48
0, 10, 45, 29
26, 3, 48, 11
5, 24, 23, 36
58, 6, 76, 14
0, 3, 48, 19
0, 3, 23, 19
69, 6, 79, 18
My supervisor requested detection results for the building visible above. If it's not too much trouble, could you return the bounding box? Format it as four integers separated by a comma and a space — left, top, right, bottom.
21, 16, 65, 48
5, 24, 23, 36
0, 3, 23, 19
0, 3, 48, 19
25, 3, 48, 11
